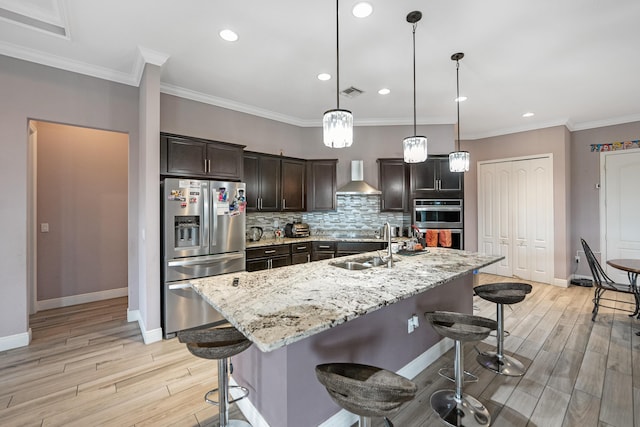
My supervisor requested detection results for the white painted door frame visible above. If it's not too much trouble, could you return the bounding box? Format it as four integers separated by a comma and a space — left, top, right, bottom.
599, 149, 640, 282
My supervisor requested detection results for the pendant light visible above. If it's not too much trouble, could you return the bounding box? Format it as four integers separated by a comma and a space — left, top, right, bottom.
449, 52, 470, 172
403, 11, 427, 164
323, 0, 353, 148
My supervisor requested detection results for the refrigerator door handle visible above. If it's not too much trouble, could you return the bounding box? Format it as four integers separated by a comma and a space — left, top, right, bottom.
211, 189, 218, 247
167, 252, 244, 267
168, 283, 193, 290
202, 186, 210, 248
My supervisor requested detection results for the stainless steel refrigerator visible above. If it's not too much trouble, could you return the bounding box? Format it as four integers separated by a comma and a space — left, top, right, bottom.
161, 178, 246, 338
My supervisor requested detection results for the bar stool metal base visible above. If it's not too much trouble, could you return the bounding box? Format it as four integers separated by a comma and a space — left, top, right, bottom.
476, 351, 526, 377
438, 368, 479, 384
430, 390, 491, 427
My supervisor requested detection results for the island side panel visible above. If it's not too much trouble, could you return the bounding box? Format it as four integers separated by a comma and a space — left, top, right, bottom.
232, 273, 474, 427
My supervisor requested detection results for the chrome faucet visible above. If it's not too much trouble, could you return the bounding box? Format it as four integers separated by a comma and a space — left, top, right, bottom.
380, 222, 393, 267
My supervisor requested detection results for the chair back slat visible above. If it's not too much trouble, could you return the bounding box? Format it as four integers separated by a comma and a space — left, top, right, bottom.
580, 238, 616, 289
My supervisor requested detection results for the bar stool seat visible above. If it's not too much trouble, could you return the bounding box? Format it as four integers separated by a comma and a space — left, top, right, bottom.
178, 323, 252, 427
316, 363, 417, 427
426, 311, 497, 427
474, 282, 532, 377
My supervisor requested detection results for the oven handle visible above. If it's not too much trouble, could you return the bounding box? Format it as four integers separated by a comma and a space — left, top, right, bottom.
168, 283, 193, 290
168, 252, 244, 267
414, 206, 462, 211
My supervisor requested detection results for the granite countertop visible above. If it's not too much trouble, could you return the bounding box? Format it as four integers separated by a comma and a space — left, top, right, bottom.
190, 248, 502, 352
246, 235, 410, 248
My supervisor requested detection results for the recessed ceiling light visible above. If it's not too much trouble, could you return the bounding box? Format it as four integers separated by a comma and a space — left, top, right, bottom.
318, 73, 331, 81
455, 96, 467, 102
219, 29, 238, 42
378, 88, 390, 95
522, 112, 535, 118
352, 2, 373, 18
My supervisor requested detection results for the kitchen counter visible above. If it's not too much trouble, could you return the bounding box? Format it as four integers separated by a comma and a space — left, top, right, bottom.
191, 247, 500, 352
189, 247, 501, 426
245, 235, 410, 248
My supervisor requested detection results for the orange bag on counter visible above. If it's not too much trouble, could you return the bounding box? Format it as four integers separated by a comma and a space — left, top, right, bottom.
426, 229, 439, 247
439, 229, 452, 248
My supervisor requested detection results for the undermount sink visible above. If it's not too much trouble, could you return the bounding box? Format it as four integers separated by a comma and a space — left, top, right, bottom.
329, 256, 398, 270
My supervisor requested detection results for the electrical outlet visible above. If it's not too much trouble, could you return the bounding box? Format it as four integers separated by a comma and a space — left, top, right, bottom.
412, 314, 419, 329
407, 318, 415, 334
575, 255, 580, 263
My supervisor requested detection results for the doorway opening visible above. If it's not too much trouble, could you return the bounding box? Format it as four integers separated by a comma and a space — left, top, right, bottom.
27, 120, 129, 315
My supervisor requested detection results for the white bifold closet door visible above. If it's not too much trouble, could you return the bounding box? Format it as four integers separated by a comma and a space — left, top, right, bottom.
478, 156, 554, 283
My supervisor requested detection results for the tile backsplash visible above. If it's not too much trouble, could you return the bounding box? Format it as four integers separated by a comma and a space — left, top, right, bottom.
246, 194, 409, 239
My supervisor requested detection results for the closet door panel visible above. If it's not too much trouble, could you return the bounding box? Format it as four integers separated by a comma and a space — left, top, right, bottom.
496, 163, 513, 276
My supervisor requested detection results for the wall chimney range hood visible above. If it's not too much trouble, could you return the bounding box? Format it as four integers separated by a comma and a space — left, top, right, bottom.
336, 160, 381, 195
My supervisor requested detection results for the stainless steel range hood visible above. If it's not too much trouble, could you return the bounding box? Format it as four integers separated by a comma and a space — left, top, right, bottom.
336, 160, 381, 195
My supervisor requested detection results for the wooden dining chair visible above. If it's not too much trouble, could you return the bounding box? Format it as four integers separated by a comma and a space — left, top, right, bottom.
580, 238, 636, 320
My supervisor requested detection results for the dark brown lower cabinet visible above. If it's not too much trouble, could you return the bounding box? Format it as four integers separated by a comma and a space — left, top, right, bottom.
311, 241, 336, 261
291, 242, 311, 265
246, 245, 291, 272
335, 241, 386, 257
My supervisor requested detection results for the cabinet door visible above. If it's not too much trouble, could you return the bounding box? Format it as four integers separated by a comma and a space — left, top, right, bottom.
281, 159, 305, 211
243, 154, 260, 211
307, 160, 337, 211
378, 159, 408, 212
291, 252, 310, 265
270, 255, 292, 269
410, 160, 437, 192
246, 259, 269, 272
166, 138, 207, 176
437, 159, 463, 191
207, 143, 243, 180
258, 156, 281, 211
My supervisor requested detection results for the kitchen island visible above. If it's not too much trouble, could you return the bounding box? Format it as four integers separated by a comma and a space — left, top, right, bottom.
190, 248, 502, 426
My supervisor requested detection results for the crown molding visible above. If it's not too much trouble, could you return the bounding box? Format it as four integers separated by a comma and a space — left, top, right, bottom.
570, 113, 640, 132
133, 46, 170, 86
0, 40, 136, 86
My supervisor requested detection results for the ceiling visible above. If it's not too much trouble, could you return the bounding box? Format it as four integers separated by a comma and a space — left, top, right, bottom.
1, 0, 640, 139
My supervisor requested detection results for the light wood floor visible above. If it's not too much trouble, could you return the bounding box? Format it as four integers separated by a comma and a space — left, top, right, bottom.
0, 274, 638, 426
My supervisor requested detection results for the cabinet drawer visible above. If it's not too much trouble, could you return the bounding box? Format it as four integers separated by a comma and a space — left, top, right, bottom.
336, 242, 385, 253
291, 242, 311, 253
246, 245, 290, 259
311, 241, 336, 252
291, 252, 310, 265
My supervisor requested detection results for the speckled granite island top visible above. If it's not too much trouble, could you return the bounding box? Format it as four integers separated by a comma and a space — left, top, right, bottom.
190, 248, 502, 352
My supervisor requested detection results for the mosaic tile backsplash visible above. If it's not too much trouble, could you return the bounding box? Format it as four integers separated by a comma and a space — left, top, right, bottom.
246, 194, 409, 239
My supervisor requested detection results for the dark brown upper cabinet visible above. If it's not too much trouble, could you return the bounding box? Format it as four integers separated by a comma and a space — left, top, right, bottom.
160, 133, 244, 181
378, 158, 409, 212
243, 152, 306, 212
281, 158, 306, 211
410, 155, 463, 198
307, 160, 337, 211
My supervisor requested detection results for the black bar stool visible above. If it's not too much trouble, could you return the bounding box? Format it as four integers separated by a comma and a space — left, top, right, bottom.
315, 362, 417, 427
425, 311, 497, 427
178, 323, 252, 427
474, 282, 532, 376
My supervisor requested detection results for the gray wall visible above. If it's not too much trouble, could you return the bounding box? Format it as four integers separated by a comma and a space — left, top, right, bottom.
570, 121, 640, 276
160, 94, 455, 191
36, 121, 128, 300
462, 126, 572, 281
0, 55, 139, 341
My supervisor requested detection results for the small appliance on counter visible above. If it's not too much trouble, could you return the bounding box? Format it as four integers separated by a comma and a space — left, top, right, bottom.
285, 222, 310, 238
249, 226, 263, 242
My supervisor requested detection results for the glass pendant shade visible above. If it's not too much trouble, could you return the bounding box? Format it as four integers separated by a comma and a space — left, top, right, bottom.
449, 150, 470, 172
403, 135, 428, 163
323, 108, 353, 148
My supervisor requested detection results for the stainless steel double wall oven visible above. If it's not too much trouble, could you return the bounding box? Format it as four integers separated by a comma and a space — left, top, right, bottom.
413, 199, 464, 249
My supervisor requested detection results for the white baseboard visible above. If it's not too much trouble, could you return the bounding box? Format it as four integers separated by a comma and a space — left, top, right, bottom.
230, 376, 270, 427
127, 308, 163, 344
318, 338, 454, 427
0, 328, 32, 352
37, 287, 128, 311
552, 277, 569, 288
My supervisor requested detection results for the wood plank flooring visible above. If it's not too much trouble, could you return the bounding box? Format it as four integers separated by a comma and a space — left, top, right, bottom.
1, 274, 638, 426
